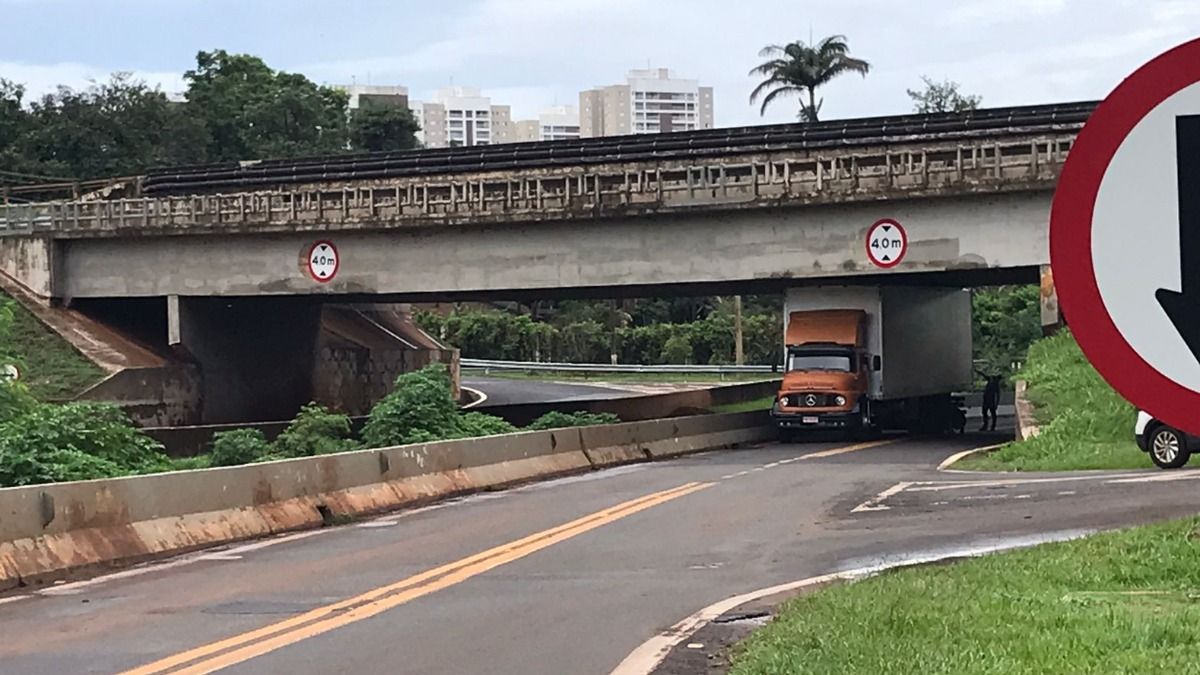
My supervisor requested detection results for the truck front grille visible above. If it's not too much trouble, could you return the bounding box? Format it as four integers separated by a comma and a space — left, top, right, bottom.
788, 393, 839, 407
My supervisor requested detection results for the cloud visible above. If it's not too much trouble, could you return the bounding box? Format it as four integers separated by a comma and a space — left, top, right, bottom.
943, 0, 1069, 26
1, 61, 186, 98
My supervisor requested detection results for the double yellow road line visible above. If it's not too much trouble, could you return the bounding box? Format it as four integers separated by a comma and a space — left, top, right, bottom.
123, 481, 713, 675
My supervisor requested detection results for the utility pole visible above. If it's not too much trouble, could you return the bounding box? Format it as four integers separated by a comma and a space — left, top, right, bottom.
734, 295, 744, 365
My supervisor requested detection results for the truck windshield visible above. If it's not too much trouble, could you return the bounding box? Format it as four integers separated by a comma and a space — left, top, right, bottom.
787, 353, 853, 372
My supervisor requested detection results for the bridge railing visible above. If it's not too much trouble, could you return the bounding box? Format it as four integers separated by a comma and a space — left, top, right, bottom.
0, 132, 1076, 237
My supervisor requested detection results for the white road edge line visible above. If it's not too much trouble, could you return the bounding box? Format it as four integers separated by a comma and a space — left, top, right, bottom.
936, 443, 1005, 471
36, 530, 328, 597
609, 531, 1093, 675
1106, 470, 1200, 484
459, 386, 488, 410
850, 481, 914, 513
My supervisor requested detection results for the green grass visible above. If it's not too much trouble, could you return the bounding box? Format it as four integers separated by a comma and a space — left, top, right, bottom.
711, 395, 775, 414
3, 292, 105, 401
960, 330, 1144, 472
462, 368, 775, 385
732, 518, 1200, 675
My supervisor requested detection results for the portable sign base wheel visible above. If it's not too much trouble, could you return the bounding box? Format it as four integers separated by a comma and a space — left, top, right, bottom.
1050, 37, 1200, 436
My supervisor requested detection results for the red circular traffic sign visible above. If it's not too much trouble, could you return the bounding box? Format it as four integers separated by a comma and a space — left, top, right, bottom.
865, 218, 907, 269
1050, 37, 1200, 435
307, 240, 339, 283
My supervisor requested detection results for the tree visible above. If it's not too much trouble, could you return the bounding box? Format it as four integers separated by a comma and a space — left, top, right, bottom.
20, 74, 207, 179
749, 35, 870, 122
183, 50, 350, 162
0, 80, 31, 176
349, 104, 421, 152
907, 76, 981, 114
973, 285, 1041, 377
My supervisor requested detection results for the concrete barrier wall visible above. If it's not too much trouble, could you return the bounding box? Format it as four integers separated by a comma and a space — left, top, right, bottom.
145, 378, 781, 457
0, 411, 770, 589
477, 379, 782, 427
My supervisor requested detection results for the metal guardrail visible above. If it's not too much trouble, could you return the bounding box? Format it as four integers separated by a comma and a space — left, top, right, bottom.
0, 131, 1076, 238
461, 359, 777, 374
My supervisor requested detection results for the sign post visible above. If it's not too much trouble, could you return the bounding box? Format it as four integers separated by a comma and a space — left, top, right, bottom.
1050, 37, 1200, 435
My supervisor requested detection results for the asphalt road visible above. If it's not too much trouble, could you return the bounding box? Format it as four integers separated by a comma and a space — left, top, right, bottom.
463, 375, 637, 406
2, 429, 1198, 675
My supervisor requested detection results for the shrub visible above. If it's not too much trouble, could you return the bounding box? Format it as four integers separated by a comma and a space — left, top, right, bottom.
361, 364, 464, 447
209, 428, 272, 467
272, 403, 360, 458
459, 412, 518, 437
0, 401, 170, 486
526, 410, 620, 431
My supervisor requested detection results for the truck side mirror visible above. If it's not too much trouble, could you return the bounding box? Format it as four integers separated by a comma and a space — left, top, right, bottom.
873, 355, 882, 371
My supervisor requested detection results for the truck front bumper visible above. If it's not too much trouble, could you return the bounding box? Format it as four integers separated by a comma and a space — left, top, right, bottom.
772, 410, 861, 430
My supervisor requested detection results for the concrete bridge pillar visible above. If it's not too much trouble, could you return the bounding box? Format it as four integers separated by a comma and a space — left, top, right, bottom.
169, 296, 322, 423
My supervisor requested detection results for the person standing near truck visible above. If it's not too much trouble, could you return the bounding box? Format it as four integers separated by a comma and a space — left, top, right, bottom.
981, 374, 1001, 431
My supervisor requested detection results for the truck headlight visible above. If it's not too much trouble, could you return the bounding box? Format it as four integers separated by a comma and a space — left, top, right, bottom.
835, 395, 847, 406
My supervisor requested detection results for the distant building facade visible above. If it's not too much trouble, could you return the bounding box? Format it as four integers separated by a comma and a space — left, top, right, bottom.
511, 105, 581, 143
336, 85, 410, 110
580, 68, 713, 137
410, 87, 514, 148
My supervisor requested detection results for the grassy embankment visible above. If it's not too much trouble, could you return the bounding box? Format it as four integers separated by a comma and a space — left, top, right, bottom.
732, 517, 1200, 674
2, 292, 104, 400
961, 329, 1143, 472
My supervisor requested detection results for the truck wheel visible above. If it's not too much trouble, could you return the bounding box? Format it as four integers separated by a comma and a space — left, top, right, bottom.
1149, 426, 1190, 469
778, 429, 796, 444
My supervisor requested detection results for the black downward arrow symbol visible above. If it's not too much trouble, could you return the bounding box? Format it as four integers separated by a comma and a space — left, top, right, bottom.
1157, 115, 1200, 362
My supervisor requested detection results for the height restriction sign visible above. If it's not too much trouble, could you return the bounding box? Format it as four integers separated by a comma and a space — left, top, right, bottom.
1050, 37, 1200, 435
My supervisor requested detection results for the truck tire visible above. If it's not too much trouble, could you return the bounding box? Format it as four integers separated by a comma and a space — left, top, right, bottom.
778, 429, 796, 444
1148, 425, 1191, 469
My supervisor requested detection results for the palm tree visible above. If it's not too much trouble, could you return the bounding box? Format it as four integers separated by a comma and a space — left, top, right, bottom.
749, 35, 870, 122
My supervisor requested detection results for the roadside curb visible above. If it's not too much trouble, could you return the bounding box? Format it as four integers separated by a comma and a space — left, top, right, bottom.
611, 531, 1092, 675
936, 443, 1006, 472
1015, 380, 1041, 441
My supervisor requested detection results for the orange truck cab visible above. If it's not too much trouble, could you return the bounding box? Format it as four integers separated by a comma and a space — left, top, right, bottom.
772, 310, 873, 434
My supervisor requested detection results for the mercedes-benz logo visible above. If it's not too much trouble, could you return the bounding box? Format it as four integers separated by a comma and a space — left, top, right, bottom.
804, 394, 818, 407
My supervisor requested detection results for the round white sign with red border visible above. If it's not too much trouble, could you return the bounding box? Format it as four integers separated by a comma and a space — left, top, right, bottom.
307, 240, 339, 283
865, 218, 907, 269
1051, 37, 1200, 435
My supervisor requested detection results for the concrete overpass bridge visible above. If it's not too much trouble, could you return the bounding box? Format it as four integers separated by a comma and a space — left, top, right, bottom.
0, 102, 1092, 423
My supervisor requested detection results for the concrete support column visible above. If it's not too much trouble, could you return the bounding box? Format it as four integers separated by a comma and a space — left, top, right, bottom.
173, 297, 322, 423
1039, 264, 1062, 335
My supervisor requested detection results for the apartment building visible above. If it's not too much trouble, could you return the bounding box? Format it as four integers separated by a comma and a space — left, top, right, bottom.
580, 68, 714, 137
511, 105, 581, 142
410, 86, 514, 148
336, 85, 410, 110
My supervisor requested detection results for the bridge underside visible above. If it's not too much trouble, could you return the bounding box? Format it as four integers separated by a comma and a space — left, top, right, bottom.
43, 190, 1051, 301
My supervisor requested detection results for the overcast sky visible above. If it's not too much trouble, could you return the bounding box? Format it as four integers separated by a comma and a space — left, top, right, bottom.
2, 0, 1198, 126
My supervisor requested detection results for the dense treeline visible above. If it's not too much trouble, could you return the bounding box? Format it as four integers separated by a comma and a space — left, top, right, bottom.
0, 50, 419, 191
418, 297, 784, 366
420, 287, 1041, 375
